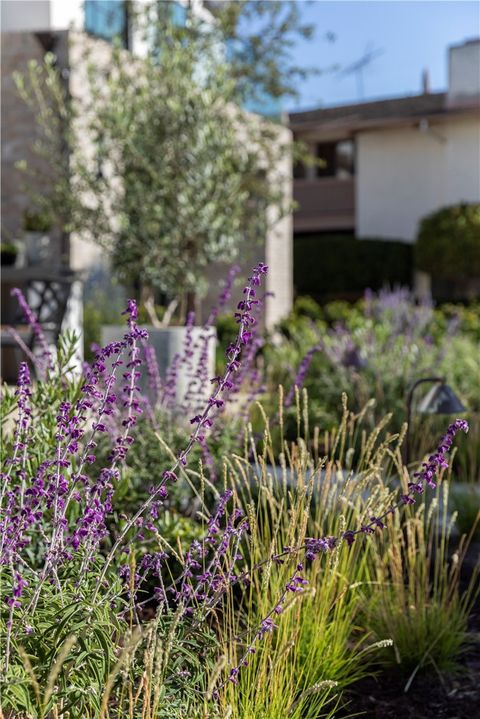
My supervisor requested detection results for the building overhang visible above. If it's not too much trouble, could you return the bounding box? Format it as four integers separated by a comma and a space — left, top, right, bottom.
289, 100, 480, 141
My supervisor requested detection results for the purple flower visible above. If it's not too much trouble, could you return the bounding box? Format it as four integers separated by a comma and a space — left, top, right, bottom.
10, 287, 52, 376
257, 617, 276, 638
342, 530, 356, 546
285, 343, 322, 408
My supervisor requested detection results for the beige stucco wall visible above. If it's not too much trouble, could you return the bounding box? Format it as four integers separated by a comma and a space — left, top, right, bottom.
443, 117, 480, 202
448, 40, 480, 105
356, 115, 480, 242
264, 126, 293, 328
68, 31, 114, 274
1, 30, 69, 245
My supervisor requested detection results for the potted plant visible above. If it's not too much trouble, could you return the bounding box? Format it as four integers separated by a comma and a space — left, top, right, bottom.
88, 13, 288, 403
0, 241, 18, 266
23, 210, 54, 266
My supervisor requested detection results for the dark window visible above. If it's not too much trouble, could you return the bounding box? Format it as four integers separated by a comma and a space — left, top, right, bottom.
316, 140, 355, 178
293, 160, 306, 179
85, 0, 129, 48
316, 142, 337, 177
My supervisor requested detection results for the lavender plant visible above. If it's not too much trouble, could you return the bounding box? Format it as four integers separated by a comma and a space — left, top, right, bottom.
0, 264, 271, 714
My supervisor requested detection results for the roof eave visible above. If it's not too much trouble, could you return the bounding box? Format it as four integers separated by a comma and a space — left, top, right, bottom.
290, 104, 480, 136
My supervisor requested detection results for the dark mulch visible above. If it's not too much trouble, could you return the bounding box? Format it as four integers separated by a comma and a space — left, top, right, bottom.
340, 643, 480, 718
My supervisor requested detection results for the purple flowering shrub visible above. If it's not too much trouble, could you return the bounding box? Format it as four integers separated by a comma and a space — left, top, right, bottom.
87, 266, 264, 539
265, 289, 478, 480
0, 264, 274, 713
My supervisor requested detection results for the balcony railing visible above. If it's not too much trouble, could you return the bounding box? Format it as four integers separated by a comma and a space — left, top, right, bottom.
293, 177, 355, 232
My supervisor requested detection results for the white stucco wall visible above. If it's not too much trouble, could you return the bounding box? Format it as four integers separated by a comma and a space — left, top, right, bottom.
50, 0, 83, 31
444, 118, 480, 202
356, 116, 480, 242
1, 0, 50, 31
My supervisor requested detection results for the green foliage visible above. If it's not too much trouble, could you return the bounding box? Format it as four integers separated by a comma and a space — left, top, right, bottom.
436, 302, 480, 342
0, 567, 219, 718
206, 0, 316, 104
221, 401, 401, 717
87, 35, 280, 304
415, 203, 480, 281
449, 484, 480, 539
0, 241, 18, 254
292, 295, 325, 322
294, 235, 413, 301
93, 411, 241, 517
215, 312, 239, 373
14, 58, 80, 238
23, 209, 53, 232
83, 295, 123, 362
1, 571, 124, 717
2, 317, 479, 716
1, 333, 84, 489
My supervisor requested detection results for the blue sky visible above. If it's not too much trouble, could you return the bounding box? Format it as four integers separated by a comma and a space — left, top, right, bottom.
287, 0, 479, 110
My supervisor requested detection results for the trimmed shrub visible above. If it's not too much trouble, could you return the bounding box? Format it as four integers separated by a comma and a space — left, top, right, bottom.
294, 234, 413, 302
415, 203, 480, 281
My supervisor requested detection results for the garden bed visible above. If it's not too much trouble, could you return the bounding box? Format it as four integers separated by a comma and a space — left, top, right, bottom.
1, 276, 479, 718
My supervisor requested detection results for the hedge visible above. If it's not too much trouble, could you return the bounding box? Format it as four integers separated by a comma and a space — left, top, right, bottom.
294, 234, 413, 302
415, 204, 480, 281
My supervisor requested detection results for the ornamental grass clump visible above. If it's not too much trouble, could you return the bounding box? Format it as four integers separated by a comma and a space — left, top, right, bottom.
218, 400, 396, 717
216, 397, 471, 713
363, 478, 479, 686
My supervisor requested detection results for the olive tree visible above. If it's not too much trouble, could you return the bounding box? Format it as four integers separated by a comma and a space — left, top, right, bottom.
15, 1, 313, 323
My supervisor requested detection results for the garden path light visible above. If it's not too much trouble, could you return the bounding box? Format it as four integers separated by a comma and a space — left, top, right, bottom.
405, 377, 466, 464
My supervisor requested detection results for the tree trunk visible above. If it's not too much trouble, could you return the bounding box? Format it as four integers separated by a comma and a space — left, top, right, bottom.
141, 285, 162, 328
161, 298, 178, 327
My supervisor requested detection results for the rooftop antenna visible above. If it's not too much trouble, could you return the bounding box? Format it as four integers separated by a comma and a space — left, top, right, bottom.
421, 68, 431, 94
339, 42, 384, 100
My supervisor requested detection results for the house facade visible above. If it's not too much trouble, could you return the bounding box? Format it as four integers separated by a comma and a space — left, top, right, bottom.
289, 39, 480, 244
1, 0, 293, 329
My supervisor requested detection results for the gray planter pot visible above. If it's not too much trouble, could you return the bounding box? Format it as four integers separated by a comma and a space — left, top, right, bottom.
101, 324, 217, 408
24, 231, 61, 267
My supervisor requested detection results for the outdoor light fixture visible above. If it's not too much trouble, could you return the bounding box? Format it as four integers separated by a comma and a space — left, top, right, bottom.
405, 376, 466, 465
